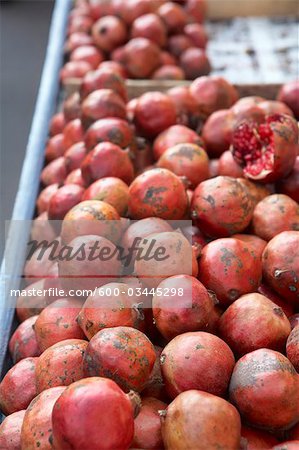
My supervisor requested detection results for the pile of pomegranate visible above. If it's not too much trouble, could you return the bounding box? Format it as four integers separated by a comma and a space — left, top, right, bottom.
1, 21, 299, 447
61, 0, 211, 82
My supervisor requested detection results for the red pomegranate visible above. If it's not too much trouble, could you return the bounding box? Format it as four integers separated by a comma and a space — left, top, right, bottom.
229, 348, 299, 431
237, 177, 271, 206
45, 134, 65, 162
219, 293, 291, 356
34, 299, 85, 351
185, 0, 207, 23
0, 409, 25, 450
64, 32, 94, 53
0, 357, 38, 415
153, 124, 204, 160
80, 67, 127, 101
81, 142, 134, 185
68, 14, 93, 34
63, 92, 81, 122
167, 86, 201, 128
161, 390, 241, 450
218, 150, 244, 177
60, 60, 92, 84
286, 326, 299, 372
191, 176, 254, 237
84, 117, 135, 151
276, 156, 299, 202
134, 231, 197, 288
190, 76, 239, 116
40, 157, 67, 186
48, 184, 84, 220
168, 34, 193, 58
92, 15, 127, 52
63, 118, 84, 150
259, 100, 294, 117
52, 378, 139, 450
157, 2, 188, 33
232, 114, 298, 183
240, 425, 278, 450
49, 112, 66, 136
98, 60, 128, 78
70, 45, 104, 69
81, 89, 127, 128
131, 397, 167, 449
64, 141, 87, 172
202, 109, 234, 156
77, 283, 144, 339
60, 200, 121, 244
233, 234, 267, 259
131, 13, 167, 47
20, 386, 66, 450
83, 326, 156, 392
123, 38, 161, 78
83, 177, 129, 216
185, 23, 208, 48
9, 315, 41, 363
134, 91, 177, 138
198, 237, 262, 305
252, 194, 299, 241
180, 47, 211, 80
36, 183, 59, 214
157, 142, 209, 188
258, 283, 294, 318
64, 168, 85, 186
160, 331, 235, 398
277, 80, 299, 119
152, 65, 185, 80
262, 231, 299, 305
128, 168, 188, 219
152, 275, 214, 340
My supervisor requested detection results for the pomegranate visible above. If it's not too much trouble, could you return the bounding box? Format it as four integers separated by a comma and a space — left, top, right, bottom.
88, 0, 115, 19
60, 199, 121, 244
152, 64, 185, 80
81, 89, 127, 128
160, 50, 177, 65
180, 47, 211, 79
190, 76, 239, 116
60, 60, 92, 84
77, 283, 144, 339
185, 0, 207, 23
63, 92, 81, 122
218, 150, 244, 177
219, 293, 291, 356
64, 141, 87, 172
20, 386, 66, 450
9, 315, 41, 363
81, 67, 127, 101
70, 45, 104, 69
240, 425, 279, 450
98, 60, 128, 78
52, 377, 139, 450
34, 299, 85, 351
157, 2, 188, 32
40, 157, 67, 186
0, 410, 25, 450
286, 326, 299, 371
277, 80, 299, 119
123, 38, 161, 78
232, 114, 298, 183
83, 177, 129, 216
45, 134, 65, 162
229, 348, 299, 430
49, 112, 65, 136
153, 124, 204, 160
58, 234, 122, 292
16, 279, 56, 322
276, 156, 299, 202
84, 117, 135, 151
134, 91, 177, 138
202, 109, 234, 156
185, 23, 208, 48
237, 177, 271, 206
233, 234, 267, 259
198, 237, 262, 305
23, 244, 58, 284
68, 14, 93, 34
259, 100, 294, 117
262, 231, 299, 305
191, 176, 254, 237
160, 331, 235, 398
35, 339, 88, 393
169, 86, 202, 128
152, 275, 214, 340
258, 284, 294, 318
168, 34, 193, 58
64, 168, 85, 186
92, 15, 127, 52
48, 184, 84, 220
81, 142, 134, 185
131, 13, 167, 47
83, 326, 156, 392
252, 194, 299, 241
63, 118, 84, 150
157, 142, 209, 188
64, 32, 94, 53
36, 183, 59, 214
0, 357, 38, 415
131, 397, 167, 449
161, 390, 241, 450
128, 168, 188, 219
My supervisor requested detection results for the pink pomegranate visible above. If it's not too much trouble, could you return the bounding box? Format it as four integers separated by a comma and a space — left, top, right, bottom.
45, 134, 65, 162
41, 157, 67, 186
123, 38, 161, 78
70, 45, 104, 69
131, 13, 167, 47
9, 315, 41, 363
48, 184, 84, 220
0, 409, 25, 450
84, 117, 135, 151
92, 15, 127, 52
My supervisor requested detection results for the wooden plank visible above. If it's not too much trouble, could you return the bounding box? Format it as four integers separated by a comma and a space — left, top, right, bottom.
0, 0, 73, 379
207, 0, 299, 19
